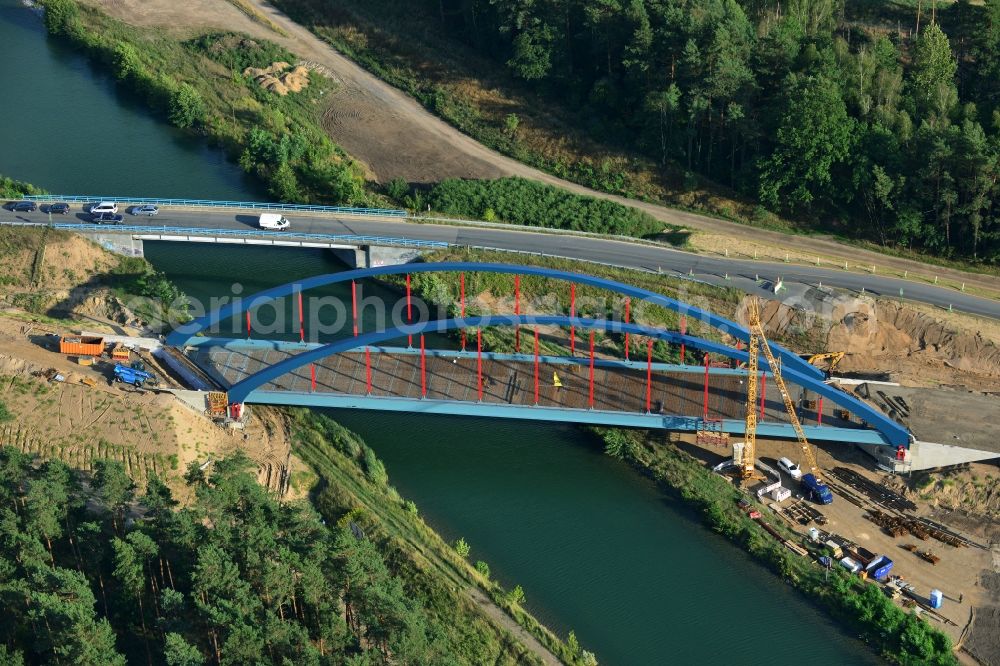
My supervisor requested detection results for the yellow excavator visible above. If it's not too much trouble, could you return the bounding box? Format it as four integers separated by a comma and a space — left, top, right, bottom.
800, 351, 846, 373
739, 297, 822, 481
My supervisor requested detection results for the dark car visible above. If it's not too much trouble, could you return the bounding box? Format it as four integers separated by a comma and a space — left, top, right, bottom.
48, 203, 71, 214
10, 201, 37, 212
92, 212, 125, 225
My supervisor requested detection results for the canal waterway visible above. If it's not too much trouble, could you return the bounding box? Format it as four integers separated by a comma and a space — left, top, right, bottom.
1, 3, 879, 663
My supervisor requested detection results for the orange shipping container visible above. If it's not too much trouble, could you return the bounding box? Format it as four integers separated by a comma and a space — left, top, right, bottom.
59, 336, 105, 356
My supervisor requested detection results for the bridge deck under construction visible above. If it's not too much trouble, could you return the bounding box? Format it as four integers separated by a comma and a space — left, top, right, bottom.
189, 343, 862, 430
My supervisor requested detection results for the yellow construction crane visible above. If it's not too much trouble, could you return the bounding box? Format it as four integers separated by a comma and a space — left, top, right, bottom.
740, 297, 822, 481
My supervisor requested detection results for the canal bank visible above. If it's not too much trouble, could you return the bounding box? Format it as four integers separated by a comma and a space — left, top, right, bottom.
143, 241, 881, 665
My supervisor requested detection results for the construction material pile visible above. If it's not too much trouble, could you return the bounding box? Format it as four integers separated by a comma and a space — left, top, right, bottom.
243, 62, 310, 95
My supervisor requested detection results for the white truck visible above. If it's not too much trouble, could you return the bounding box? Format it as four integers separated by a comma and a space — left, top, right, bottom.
258, 213, 290, 230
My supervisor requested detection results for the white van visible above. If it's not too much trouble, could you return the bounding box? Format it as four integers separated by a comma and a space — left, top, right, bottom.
90, 201, 118, 215
259, 213, 290, 230
778, 457, 803, 480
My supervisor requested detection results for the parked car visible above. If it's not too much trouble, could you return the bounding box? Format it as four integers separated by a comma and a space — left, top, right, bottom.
777, 457, 803, 480
92, 212, 124, 225
131, 204, 159, 216
48, 203, 71, 214
89, 201, 118, 215
10, 201, 37, 212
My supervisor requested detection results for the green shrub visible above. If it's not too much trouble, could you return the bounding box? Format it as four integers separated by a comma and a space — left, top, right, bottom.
384, 177, 409, 202
187, 32, 295, 72
0, 401, 12, 422
474, 560, 490, 578
362, 446, 388, 486
428, 177, 664, 237
506, 584, 525, 605
168, 83, 206, 128
0, 175, 45, 199
42, 0, 79, 36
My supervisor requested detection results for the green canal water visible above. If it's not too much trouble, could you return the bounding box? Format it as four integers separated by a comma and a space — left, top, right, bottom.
1, 3, 880, 662
0, 0, 256, 199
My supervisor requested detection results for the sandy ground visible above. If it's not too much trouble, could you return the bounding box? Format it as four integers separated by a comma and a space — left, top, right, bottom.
77, 0, 1000, 297
0, 313, 292, 499
753, 294, 1000, 391
676, 432, 998, 659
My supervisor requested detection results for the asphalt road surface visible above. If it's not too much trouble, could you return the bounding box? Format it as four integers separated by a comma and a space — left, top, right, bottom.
8, 205, 999, 320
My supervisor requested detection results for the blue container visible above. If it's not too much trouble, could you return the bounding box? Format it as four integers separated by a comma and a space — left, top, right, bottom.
865, 555, 894, 582
929, 589, 943, 609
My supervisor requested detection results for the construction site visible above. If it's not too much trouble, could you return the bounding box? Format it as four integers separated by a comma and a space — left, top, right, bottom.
0, 227, 998, 663
672, 297, 1000, 664
0, 318, 299, 503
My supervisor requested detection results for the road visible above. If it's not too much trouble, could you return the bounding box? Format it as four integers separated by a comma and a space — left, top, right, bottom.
11, 206, 1000, 320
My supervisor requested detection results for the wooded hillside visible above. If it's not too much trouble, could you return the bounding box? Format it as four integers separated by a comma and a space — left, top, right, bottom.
312, 0, 1000, 263
0, 445, 540, 665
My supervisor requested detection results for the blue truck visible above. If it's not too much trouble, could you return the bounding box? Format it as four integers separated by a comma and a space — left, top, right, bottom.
800, 473, 834, 504
113, 363, 157, 387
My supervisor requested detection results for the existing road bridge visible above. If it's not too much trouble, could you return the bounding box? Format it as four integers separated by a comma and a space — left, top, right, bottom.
166, 262, 911, 451
11, 194, 1000, 320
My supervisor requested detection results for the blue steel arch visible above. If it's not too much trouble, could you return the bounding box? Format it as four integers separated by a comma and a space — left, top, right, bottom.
167, 261, 823, 380
225, 314, 911, 446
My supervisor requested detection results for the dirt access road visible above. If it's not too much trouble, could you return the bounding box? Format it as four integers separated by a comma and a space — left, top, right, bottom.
83, 0, 1000, 296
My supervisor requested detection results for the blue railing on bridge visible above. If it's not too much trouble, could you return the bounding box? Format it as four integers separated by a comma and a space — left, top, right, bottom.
24, 195, 407, 218
47, 224, 448, 249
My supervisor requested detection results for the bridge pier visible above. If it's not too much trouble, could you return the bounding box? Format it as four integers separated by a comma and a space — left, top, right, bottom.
329, 245, 427, 269
328, 247, 366, 268
78, 232, 144, 257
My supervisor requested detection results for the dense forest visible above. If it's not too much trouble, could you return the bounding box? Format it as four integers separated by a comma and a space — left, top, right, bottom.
0, 445, 539, 665
349, 0, 1000, 263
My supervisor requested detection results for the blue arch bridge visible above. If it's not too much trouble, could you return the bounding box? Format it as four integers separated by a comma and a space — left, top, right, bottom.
167, 262, 910, 449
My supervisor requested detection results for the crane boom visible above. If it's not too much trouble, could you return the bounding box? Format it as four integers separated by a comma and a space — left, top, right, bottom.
741, 297, 822, 481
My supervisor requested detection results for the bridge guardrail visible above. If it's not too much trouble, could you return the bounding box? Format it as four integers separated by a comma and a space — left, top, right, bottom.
0, 220, 447, 249
24, 195, 407, 218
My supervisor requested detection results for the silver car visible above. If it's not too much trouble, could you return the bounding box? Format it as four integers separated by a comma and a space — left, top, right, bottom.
131, 204, 159, 216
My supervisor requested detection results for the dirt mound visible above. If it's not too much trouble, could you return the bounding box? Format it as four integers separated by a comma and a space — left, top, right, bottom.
243, 61, 309, 95
827, 300, 1000, 382
737, 295, 1000, 389
0, 227, 116, 290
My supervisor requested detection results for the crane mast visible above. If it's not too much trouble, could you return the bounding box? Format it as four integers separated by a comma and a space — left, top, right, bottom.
740, 299, 761, 479
740, 297, 822, 481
